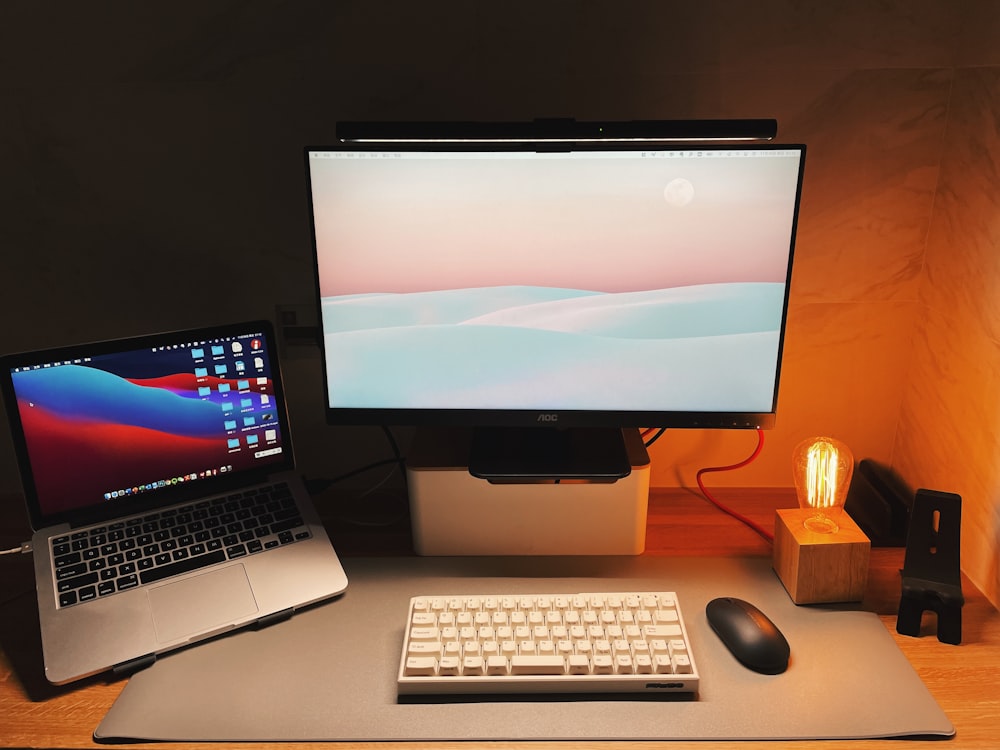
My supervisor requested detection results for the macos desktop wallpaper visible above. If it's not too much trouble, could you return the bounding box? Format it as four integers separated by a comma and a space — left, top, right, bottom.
11, 343, 281, 516
309, 150, 802, 414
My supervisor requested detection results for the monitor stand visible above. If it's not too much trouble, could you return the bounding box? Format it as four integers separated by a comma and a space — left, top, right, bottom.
468, 426, 632, 483
406, 427, 650, 555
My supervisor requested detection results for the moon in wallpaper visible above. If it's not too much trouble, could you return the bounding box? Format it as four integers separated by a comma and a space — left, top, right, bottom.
663, 177, 695, 207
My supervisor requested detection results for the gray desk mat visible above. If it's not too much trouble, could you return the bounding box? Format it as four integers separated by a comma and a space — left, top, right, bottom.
95, 556, 954, 742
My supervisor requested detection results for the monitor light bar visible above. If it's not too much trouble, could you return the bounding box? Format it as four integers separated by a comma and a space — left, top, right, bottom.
336, 118, 778, 144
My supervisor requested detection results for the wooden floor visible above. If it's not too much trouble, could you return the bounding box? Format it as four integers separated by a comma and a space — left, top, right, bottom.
1, 486, 998, 749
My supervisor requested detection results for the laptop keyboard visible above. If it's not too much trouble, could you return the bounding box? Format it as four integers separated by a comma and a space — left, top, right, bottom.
50, 482, 311, 608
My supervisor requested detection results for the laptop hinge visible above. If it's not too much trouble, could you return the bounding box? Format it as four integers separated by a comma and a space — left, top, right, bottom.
112, 653, 156, 678
255, 607, 294, 629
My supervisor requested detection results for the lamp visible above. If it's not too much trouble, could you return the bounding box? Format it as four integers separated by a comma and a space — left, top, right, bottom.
773, 436, 870, 604
792, 436, 854, 534
335, 118, 778, 144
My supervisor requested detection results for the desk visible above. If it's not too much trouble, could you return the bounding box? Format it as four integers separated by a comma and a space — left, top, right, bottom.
1, 487, 998, 749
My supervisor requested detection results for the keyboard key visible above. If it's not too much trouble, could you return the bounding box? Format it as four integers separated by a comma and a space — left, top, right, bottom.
54, 552, 82, 568
567, 654, 590, 674
56, 572, 99, 592
271, 516, 304, 534
407, 641, 443, 655
460, 656, 482, 675
643, 624, 683, 638
438, 657, 461, 676
404, 657, 437, 676
139, 550, 226, 585
511, 656, 565, 675
56, 563, 88, 580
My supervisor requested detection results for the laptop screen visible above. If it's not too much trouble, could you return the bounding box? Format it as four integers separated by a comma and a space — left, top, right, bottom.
1, 321, 293, 526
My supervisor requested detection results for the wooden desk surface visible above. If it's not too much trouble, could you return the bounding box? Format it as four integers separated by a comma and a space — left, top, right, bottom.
1, 487, 998, 749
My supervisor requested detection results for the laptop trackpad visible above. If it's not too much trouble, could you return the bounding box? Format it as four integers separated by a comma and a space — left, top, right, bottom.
148, 564, 259, 644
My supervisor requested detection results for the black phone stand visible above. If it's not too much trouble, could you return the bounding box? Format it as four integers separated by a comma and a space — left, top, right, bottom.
896, 489, 964, 645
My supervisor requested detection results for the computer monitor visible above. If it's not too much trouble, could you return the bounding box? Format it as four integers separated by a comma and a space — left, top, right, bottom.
304, 127, 805, 479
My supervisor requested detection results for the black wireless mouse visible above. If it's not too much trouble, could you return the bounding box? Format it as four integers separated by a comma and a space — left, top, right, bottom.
705, 597, 790, 674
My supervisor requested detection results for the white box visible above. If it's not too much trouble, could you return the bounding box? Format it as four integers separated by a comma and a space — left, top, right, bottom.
406, 428, 650, 555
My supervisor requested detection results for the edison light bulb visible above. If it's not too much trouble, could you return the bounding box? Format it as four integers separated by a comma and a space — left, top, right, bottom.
792, 436, 854, 534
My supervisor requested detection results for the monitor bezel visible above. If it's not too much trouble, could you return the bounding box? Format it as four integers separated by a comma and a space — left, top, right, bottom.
305, 138, 805, 433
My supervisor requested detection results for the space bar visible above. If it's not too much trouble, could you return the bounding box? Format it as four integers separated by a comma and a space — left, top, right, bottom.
139, 551, 227, 585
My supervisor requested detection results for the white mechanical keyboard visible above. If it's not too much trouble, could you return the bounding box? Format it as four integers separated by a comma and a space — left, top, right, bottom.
397, 591, 699, 695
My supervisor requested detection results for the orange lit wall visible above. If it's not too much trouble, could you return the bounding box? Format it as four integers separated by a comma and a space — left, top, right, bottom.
647, 14, 1000, 607
893, 70, 1000, 609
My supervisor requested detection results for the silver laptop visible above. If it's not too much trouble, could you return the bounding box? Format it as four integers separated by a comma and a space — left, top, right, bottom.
0, 320, 348, 684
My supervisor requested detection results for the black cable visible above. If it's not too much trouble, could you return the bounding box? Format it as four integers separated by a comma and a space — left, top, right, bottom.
643, 427, 667, 447
380, 425, 408, 495
303, 457, 400, 495
304, 426, 410, 528
304, 426, 407, 495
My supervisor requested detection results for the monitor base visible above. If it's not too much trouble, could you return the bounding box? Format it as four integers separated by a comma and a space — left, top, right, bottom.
406, 427, 650, 555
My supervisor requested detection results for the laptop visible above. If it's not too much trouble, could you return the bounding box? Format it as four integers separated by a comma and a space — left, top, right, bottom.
0, 320, 349, 684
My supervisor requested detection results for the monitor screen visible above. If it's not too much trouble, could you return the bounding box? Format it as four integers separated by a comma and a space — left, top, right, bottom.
305, 140, 805, 433
1, 322, 291, 525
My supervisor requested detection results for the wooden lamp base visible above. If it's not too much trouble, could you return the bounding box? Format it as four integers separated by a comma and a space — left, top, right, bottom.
773, 508, 871, 604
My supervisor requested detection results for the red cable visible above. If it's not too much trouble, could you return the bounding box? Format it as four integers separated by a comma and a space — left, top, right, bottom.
695, 429, 774, 543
